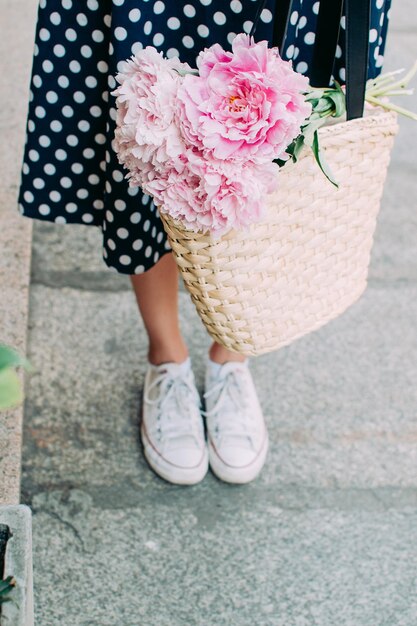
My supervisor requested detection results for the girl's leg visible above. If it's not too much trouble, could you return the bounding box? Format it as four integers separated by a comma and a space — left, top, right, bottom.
131, 251, 245, 365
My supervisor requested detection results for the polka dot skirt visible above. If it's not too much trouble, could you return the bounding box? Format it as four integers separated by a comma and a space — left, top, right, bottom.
19, 0, 392, 275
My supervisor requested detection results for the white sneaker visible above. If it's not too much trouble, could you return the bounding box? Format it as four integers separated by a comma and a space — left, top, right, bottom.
203, 360, 269, 484
141, 359, 208, 485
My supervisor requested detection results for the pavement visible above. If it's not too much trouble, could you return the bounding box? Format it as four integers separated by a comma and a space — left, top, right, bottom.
3, 0, 417, 624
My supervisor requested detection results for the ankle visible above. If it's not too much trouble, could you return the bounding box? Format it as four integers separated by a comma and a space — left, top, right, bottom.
209, 342, 247, 365
148, 341, 189, 366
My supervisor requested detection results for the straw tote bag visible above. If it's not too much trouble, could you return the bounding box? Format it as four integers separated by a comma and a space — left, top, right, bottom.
160, 0, 399, 356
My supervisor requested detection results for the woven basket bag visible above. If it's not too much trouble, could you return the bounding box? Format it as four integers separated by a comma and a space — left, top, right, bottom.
160, 108, 398, 356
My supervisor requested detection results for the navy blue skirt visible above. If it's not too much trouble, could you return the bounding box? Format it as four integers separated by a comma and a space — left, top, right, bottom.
19, 0, 392, 274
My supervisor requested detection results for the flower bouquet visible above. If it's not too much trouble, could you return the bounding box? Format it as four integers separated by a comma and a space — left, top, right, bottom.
112, 35, 416, 356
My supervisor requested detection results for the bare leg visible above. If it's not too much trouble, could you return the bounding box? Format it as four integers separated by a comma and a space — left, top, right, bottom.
131, 251, 246, 366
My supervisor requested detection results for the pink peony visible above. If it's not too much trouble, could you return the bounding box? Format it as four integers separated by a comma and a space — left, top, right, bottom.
177, 33, 312, 162
112, 47, 191, 174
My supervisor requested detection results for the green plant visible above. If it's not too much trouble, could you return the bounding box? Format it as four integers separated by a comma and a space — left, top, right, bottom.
0, 576, 16, 605
0, 344, 29, 410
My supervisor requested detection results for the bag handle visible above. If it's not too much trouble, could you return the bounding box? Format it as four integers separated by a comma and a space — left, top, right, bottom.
250, 0, 371, 121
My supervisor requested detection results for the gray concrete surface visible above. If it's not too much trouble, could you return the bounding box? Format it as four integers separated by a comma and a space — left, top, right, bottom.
0, 0, 36, 505
6, 0, 417, 624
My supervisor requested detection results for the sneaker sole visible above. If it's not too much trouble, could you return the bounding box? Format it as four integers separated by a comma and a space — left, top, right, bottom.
141, 424, 209, 486
208, 431, 269, 484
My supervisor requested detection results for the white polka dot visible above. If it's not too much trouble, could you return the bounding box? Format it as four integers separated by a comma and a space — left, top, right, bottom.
70, 60, 81, 73
49, 190, 62, 202
200, 0, 212, 5
74, 91, 86, 103
369, 28, 378, 43
39, 28, 50, 41
227, 31, 236, 45
144, 21, 152, 35
66, 135, 78, 147
141, 195, 150, 206
340, 16, 346, 30
115, 26, 127, 41
92, 29, 104, 43
62, 0, 73, 9
130, 212, 141, 224
28, 120, 36, 132
296, 61, 308, 74
115, 199, 126, 211
198, 24, 210, 37
339, 67, 346, 81
60, 177, 72, 188
213, 11, 226, 25
24, 191, 34, 203
94, 199, 104, 209
154, 1, 165, 14
304, 32, 315, 45
76, 13, 88, 26
50, 12, 61, 25
35, 106, 46, 118
46, 90, 58, 103
51, 121, 63, 134
230, 0, 242, 13
58, 75, 69, 88
97, 61, 108, 73
34, 44, 39, 56
298, 16, 307, 29
167, 17, 180, 29
54, 44, 66, 57
184, 4, 196, 17
55, 149, 67, 161
132, 239, 143, 251
77, 188, 89, 199
62, 105, 74, 117
44, 163, 56, 175
82, 213, 94, 223
290, 11, 298, 25
33, 178, 45, 190
83, 148, 95, 159
166, 48, 179, 58
65, 28, 77, 41
157, 232, 164, 244
107, 238, 116, 250
243, 20, 253, 34
336, 45, 342, 59
103, 14, 111, 27
153, 33, 164, 46
39, 135, 51, 148
94, 133, 106, 144
134, 265, 145, 274
143, 219, 151, 231
39, 204, 51, 215
129, 8, 141, 22
42, 60, 54, 73
88, 174, 100, 185
81, 45, 93, 58
119, 255, 131, 266
117, 228, 129, 239
33, 75, 42, 88
131, 41, 143, 55
65, 203, 78, 213
87, 0, 99, 10
312, 1, 320, 14
55, 216, 67, 224
293, 47, 300, 60
376, 0, 384, 8
145, 246, 152, 258
112, 170, 124, 183
28, 149, 39, 162
22, 163, 30, 175
90, 106, 102, 117
261, 8, 273, 23
78, 120, 90, 132
182, 35, 194, 48
127, 187, 139, 197
85, 76, 97, 88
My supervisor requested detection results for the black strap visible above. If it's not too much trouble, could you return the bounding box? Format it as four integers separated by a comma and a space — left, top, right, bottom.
309, 0, 344, 89
346, 0, 371, 119
250, 0, 293, 51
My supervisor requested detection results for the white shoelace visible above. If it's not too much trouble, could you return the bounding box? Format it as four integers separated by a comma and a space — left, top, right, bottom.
203, 369, 260, 445
144, 370, 202, 446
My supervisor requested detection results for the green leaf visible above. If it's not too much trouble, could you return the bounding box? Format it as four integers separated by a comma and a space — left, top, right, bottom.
310, 130, 339, 188
0, 368, 23, 410
0, 576, 16, 602
0, 345, 31, 373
